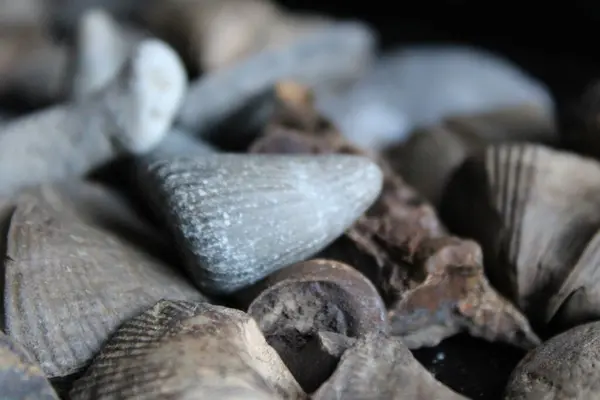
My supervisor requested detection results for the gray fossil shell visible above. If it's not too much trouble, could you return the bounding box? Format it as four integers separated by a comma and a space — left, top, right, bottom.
441, 143, 600, 330
505, 321, 600, 399
70, 299, 306, 400
3, 182, 206, 379
0, 331, 59, 400
138, 154, 383, 295
312, 332, 467, 399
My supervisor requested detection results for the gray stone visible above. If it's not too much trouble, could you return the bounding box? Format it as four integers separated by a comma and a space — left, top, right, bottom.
138, 154, 383, 295
176, 21, 376, 141
3, 182, 206, 379
0, 39, 186, 196
318, 45, 554, 150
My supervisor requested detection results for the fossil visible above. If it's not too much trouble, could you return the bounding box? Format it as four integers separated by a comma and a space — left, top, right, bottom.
70, 8, 144, 99
441, 143, 600, 332
250, 81, 539, 350
0, 38, 186, 196
238, 259, 387, 391
176, 22, 375, 141
3, 182, 206, 379
504, 321, 600, 399
137, 153, 382, 295
312, 332, 468, 399
70, 299, 307, 400
386, 104, 556, 207
143, 0, 331, 73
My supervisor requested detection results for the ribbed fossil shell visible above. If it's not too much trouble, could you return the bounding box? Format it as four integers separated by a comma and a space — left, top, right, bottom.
0, 331, 59, 399
441, 143, 600, 331
70, 299, 307, 400
504, 321, 600, 399
138, 154, 383, 295
312, 332, 468, 399
3, 182, 205, 379
240, 259, 387, 391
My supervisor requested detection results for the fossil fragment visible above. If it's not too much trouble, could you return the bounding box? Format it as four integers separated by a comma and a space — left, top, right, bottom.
504, 321, 600, 399
143, 0, 331, 73
3, 182, 206, 379
441, 143, 600, 332
239, 259, 387, 392
250, 81, 539, 349
317, 45, 554, 150
312, 332, 468, 399
176, 22, 375, 141
71, 8, 144, 99
70, 299, 306, 400
387, 104, 556, 206
0, 331, 59, 400
138, 153, 383, 295
0, 38, 186, 196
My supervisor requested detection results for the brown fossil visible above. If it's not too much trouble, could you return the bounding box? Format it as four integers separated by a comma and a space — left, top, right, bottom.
3, 182, 206, 379
0, 331, 59, 399
504, 321, 600, 399
249, 81, 539, 349
386, 103, 555, 207
238, 259, 387, 392
312, 332, 468, 399
143, 0, 331, 73
441, 143, 600, 333
70, 299, 307, 400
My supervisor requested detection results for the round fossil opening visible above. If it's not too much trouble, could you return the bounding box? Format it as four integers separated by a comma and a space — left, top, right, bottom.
249, 280, 359, 392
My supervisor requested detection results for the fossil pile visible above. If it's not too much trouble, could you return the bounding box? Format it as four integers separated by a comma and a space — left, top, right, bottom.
1, 0, 600, 399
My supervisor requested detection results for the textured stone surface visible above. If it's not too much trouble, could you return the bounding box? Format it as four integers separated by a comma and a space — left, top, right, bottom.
139, 154, 383, 294
0, 39, 186, 196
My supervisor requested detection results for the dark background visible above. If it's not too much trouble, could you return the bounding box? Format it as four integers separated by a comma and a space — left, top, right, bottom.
277, 0, 600, 102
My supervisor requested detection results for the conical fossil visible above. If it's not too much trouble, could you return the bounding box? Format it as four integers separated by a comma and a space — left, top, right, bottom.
312, 332, 468, 399
238, 259, 387, 392
441, 143, 600, 332
250, 81, 539, 349
3, 182, 206, 379
504, 321, 600, 399
0, 331, 59, 400
70, 299, 307, 400
138, 153, 382, 295
0, 38, 186, 196
386, 103, 556, 207
70, 8, 144, 99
